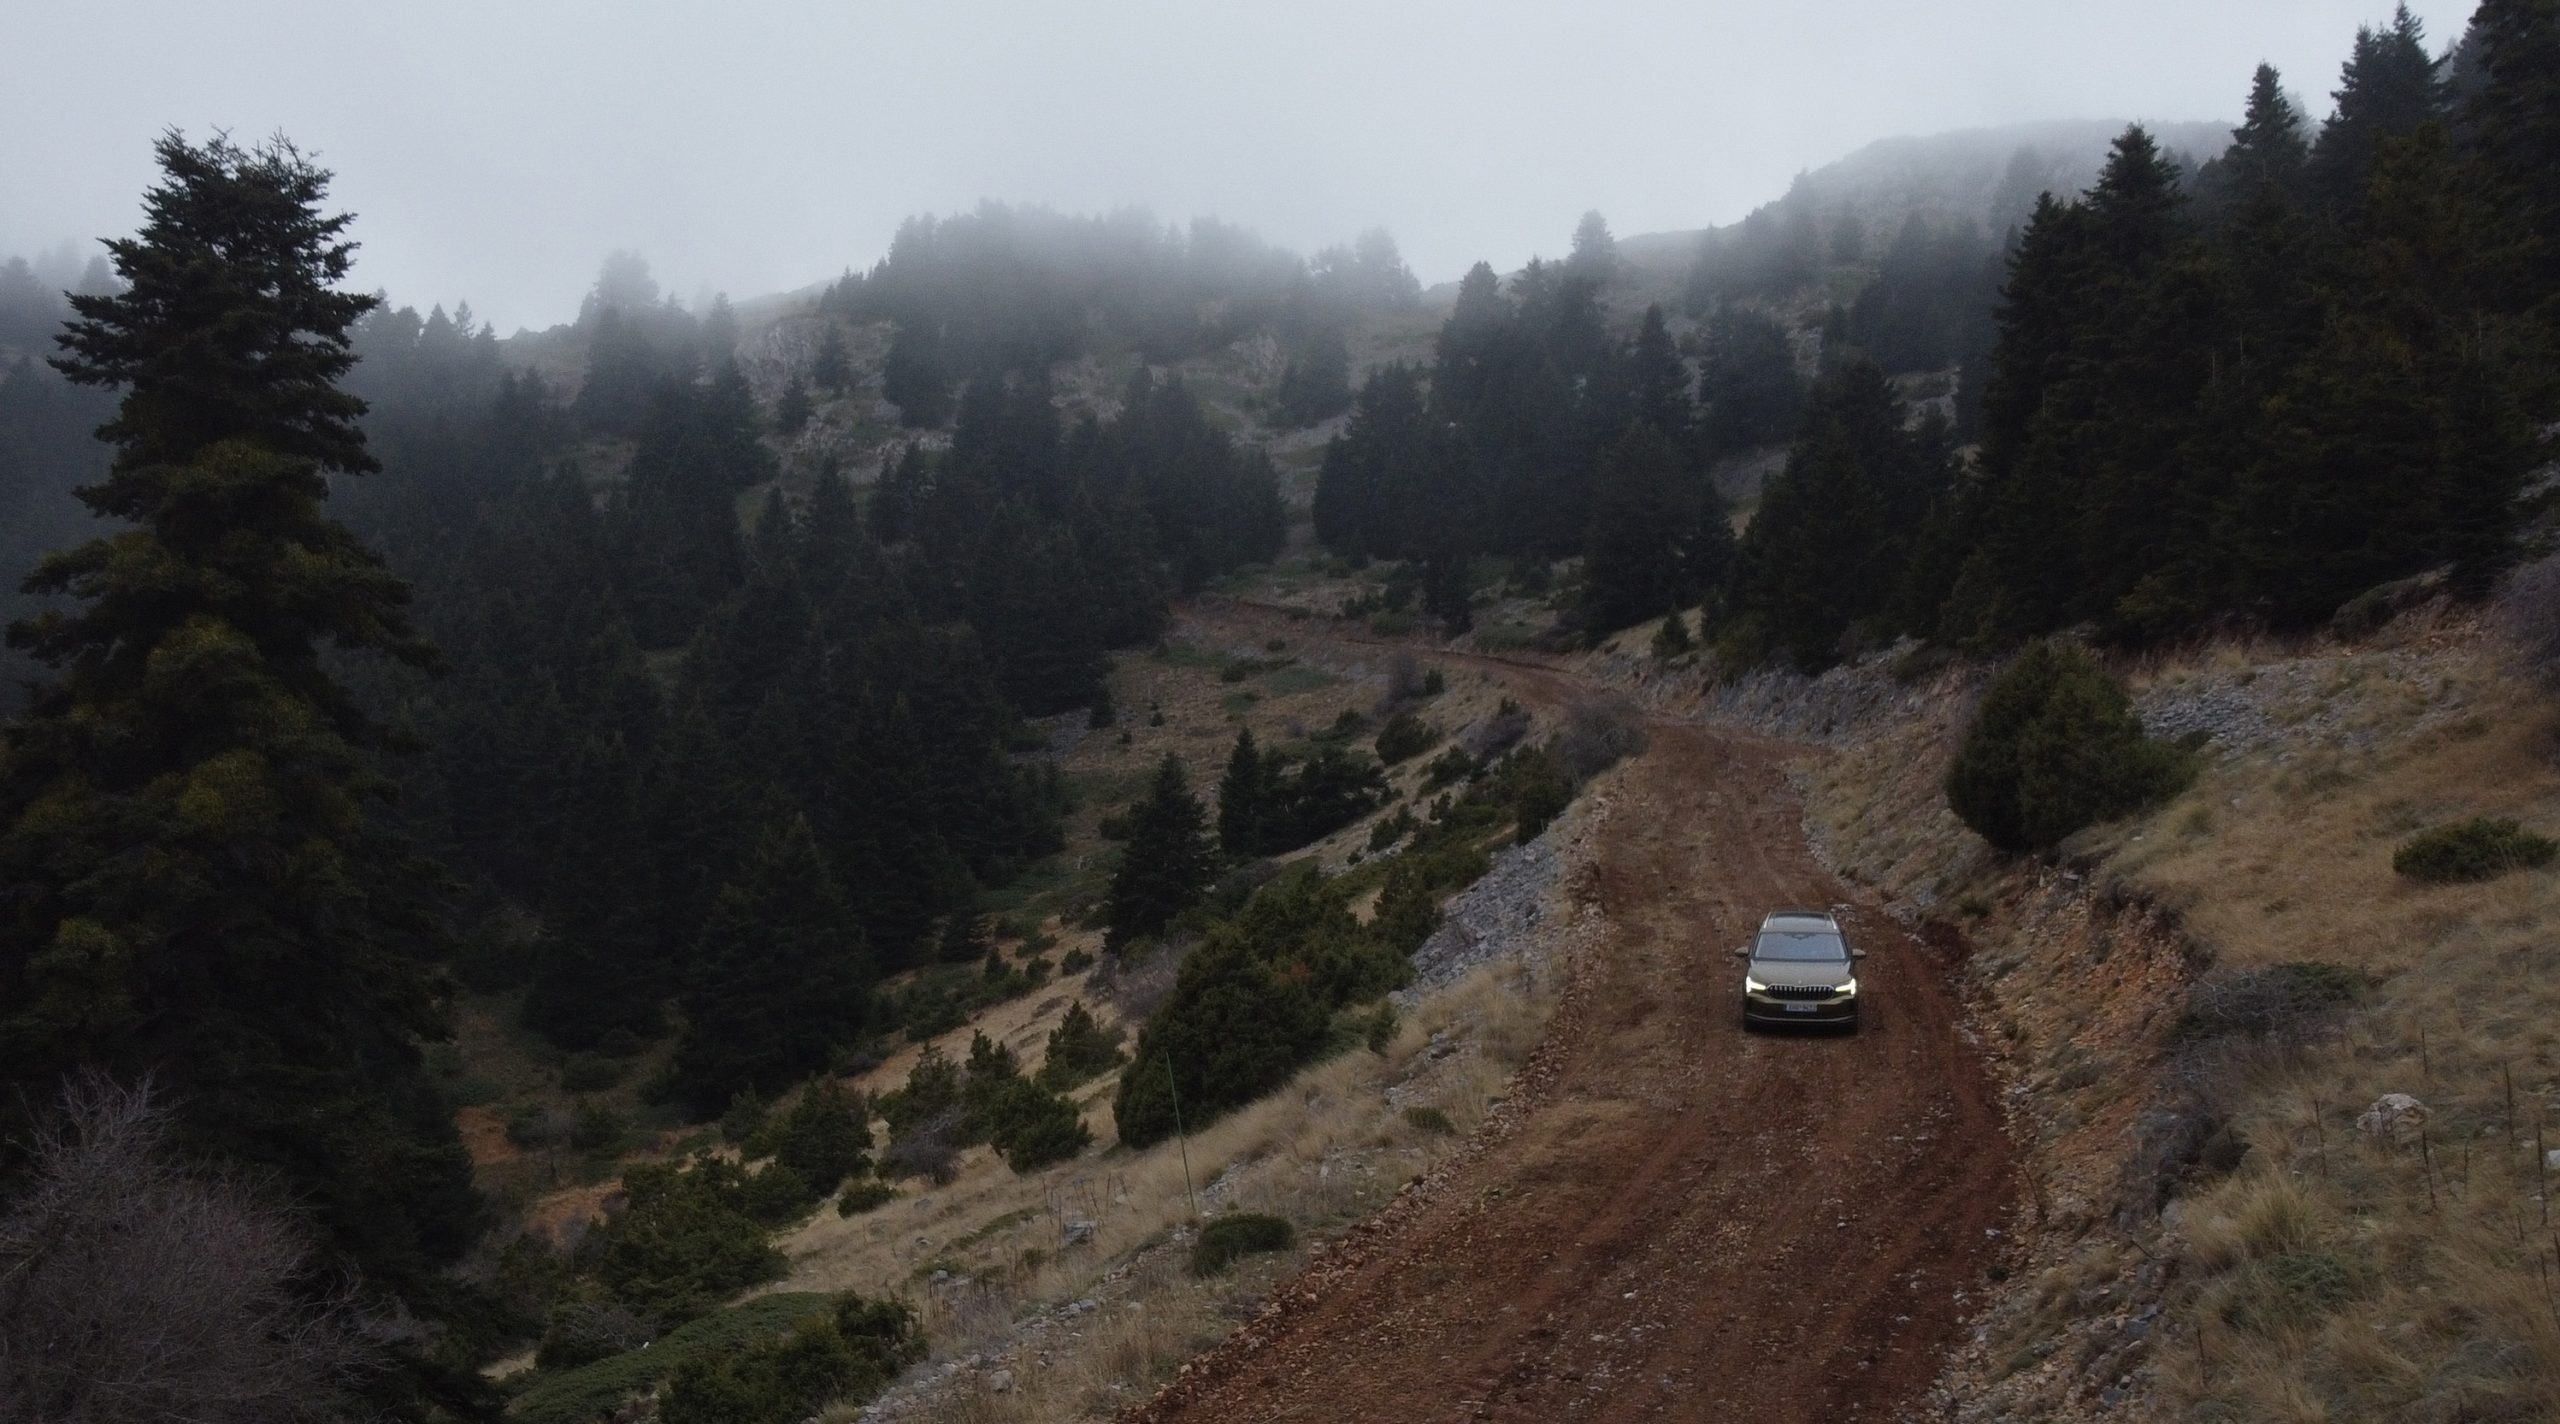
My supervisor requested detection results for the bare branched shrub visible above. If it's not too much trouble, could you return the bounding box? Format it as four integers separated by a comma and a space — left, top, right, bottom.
880, 1109, 967, 1187
535, 1299, 653, 1369
1459, 701, 1531, 762
1099, 937, 1190, 1027
2173, 962, 2370, 1046
0, 1074, 371, 1423
1553, 696, 1648, 782
2495, 551, 2560, 688
1382, 651, 1427, 706
2118, 964, 2371, 1219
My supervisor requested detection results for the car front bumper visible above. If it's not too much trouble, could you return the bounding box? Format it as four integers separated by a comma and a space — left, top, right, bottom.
1743, 992, 1859, 1026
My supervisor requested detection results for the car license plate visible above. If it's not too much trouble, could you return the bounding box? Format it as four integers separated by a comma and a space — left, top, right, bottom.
1785, 1003, 1820, 1014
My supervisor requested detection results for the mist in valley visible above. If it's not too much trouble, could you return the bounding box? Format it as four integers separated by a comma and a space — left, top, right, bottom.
3, 4, 2555, 1423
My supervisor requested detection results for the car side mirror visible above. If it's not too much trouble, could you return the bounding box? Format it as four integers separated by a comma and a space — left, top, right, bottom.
1731, 946, 1750, 959
1851, 948, 1869, 960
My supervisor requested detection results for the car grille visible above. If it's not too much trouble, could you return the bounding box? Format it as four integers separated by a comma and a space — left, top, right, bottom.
1764, 983, 1844, 1000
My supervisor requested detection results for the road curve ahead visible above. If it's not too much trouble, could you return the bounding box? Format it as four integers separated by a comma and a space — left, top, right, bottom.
1129, 724, 2015, 1424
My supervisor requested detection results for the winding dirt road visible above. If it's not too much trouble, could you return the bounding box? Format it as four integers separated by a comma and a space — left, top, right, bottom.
1129, 617, 2016, 1423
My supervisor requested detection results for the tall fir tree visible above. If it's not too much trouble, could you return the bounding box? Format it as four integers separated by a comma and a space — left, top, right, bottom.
1103, 755, 1215, 948
1583, 422, 1699, 633
775, 374, 813, 434
2461, 0, 2560, 358
810, 326, 852, 393
1216, 726, 1273, 861
671, 813, 871, 1115
0, 130, 482, 1348
2307, 5, 2444, 213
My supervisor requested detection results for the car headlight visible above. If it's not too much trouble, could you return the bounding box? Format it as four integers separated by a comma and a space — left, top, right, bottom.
1835, 977, 1858, 998
1744, 976, 1770, 995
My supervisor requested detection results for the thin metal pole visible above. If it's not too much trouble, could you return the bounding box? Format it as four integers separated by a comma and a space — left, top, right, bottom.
1167, 1051, 1198, 1222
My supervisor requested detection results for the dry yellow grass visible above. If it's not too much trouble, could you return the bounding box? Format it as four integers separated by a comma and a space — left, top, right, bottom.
780, 959, 1556, 1422
2092, 637, 2560, 1421
1774, 618, 2560, 1421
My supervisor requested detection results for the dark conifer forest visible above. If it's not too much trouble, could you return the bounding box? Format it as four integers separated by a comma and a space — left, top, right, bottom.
1313, 1, 2555, 665
0, 2, 2555, 1418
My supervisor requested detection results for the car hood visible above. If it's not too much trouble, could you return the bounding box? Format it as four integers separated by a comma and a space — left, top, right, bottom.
1747, 959, 1853, 988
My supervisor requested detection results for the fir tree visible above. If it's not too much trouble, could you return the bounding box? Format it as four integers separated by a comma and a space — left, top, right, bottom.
1583, 423, 1698, 633
810, 327, 852, 393
1696, 307, 1805, 457
2307, 5, 2444, 213
776, 374, 813, 435
1731, 422, 1889, 667
1273, 328, 1353, 427
671, 814, 872, 1115
1035, 999, 1126, 1091
771, 1076, 872, 1196
1618, 305, 1694, 440
2228, 63, 2311, 195
881, 318, 951, 427
1567, 210, 1621, 286
1103, 756, 1215, 948
1, 133, 483, 1302
2462, 0, 2560, 348
1216, 727, 1273, 861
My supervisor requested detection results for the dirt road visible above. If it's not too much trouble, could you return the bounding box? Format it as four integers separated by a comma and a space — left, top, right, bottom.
1130, 620, 2016, 1423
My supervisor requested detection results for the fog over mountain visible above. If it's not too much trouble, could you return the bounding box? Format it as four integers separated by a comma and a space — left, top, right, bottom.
0, 0, 2473, 330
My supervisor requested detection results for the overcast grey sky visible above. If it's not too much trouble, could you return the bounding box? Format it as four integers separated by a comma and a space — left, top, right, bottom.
2, 1, 2477, 333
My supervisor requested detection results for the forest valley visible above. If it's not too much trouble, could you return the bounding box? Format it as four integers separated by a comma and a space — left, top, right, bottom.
1, 3, 2557, 1422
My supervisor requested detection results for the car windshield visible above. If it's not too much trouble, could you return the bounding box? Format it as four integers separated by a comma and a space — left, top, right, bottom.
1754, 929, 1848, 962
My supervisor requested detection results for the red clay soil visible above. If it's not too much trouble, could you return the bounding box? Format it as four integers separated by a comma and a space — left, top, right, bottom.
1125, 721, 2016, 1424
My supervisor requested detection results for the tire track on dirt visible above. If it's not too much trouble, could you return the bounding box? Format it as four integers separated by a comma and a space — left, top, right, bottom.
1126, 615, 2016, 1424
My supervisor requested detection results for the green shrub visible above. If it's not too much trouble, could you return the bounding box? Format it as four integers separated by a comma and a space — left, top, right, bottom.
955, 1033, 1093, 1171
1651, 610, 1694, 659
836, 1180, 897, 1216
1113, 865, 1408, 1148
1946, 641, 2191, 852
1422, 747, 1476, 790
1403, 1105, 1455, 1135
983, 1079, 1092, 1172
505, 1105, 557, 1150
1034, 1000, 1126, 1092
569, 1100, 628, 1154
1060, 946, 1095, 974
1367, 806, 1419, 851
534, 1301, 650, 1371
876, 1046, 962, 1138
719, 1088, 767, 1146
1507, 750, 1575, 843
1190, 1213, 1296, 1276
559, 1055, 623, 1093
1362, 1002, 1400, 1054
2392, 817, 2557, 883
646, 1294, 918, 1424
772, 1078, 871, 1195
583, 1155, 785, 1322
1374, 713, 1440, 766
506, 1293, 839, 1424
1372, 862, 1443, 954
741, 1163, 814, 1227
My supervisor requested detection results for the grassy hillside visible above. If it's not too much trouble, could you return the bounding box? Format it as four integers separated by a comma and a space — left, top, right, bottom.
1750, 593, 2560, 1421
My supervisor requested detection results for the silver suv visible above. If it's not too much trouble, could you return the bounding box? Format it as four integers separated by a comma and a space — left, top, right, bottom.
1733, 910, 1865, 1029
